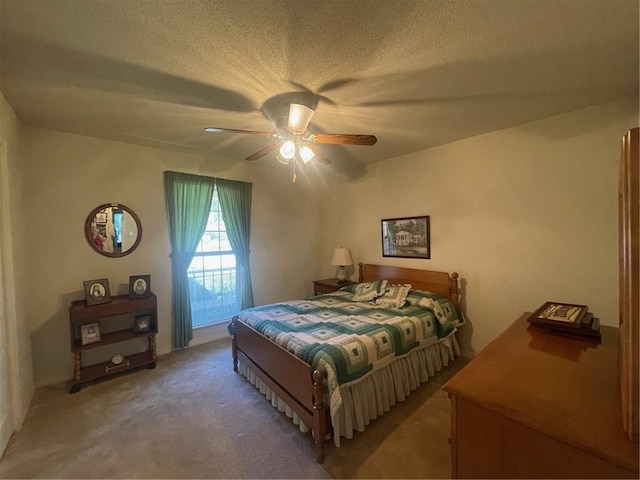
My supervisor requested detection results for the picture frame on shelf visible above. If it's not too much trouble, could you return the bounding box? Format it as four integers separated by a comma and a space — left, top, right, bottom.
80, 322, 101, 345
129, 274, 151, 299
134, 314, 152, 333
83, 278, 111, 306
381, 215, 431, 259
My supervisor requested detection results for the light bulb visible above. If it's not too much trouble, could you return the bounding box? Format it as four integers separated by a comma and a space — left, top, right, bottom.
279, 140, 295, 160
299, 145, 315, 163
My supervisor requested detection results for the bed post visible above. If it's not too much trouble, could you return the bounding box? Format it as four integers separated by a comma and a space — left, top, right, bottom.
312, 369, 327, 463
358, 262, 364, 283
231, 316, 238, 372
450, 272, 460, 305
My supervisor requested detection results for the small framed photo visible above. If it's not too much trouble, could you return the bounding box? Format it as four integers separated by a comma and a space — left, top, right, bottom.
80, 322, 101, 345
83, 279, 111, 306
129, 274, 151, 299
134, 314, 152, 333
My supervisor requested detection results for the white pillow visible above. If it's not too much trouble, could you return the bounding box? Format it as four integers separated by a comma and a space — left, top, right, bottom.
375, 284, 412, 308
351, 280, 388, 302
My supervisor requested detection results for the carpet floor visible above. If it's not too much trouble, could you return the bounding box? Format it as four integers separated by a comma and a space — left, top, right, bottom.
0, 337, 468, 479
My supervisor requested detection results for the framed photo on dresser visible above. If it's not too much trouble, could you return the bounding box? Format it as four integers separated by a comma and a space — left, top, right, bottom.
529, 302, 587, 327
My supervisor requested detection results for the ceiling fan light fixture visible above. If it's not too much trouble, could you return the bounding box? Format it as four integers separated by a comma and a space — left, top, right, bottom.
279, 140, 296, 160
299, 145, 315, 163
288, 104, 315, 133
203, 103, 372, 171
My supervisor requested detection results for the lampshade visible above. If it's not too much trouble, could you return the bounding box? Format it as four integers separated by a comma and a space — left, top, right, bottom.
331, 247, 353, 267
288, 104, 315, 133
299, 145, 315, 163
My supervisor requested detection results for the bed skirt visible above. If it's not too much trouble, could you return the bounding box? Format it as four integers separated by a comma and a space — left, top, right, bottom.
238, 334, 460, 447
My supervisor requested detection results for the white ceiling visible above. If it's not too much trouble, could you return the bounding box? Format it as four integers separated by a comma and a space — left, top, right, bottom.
0, 0, 638, 171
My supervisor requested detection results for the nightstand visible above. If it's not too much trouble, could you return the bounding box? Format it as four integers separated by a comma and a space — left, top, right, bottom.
312, 278, 356, 295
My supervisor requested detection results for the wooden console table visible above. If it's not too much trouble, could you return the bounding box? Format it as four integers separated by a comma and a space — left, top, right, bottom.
443, 313, 639, 479
69, 293, 158, 393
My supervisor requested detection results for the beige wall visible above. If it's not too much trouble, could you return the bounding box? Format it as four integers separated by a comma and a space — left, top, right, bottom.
327, 97, 638, 355
4, 94, 638, 389
0, 93, 34, 455
18, 127, 331, 386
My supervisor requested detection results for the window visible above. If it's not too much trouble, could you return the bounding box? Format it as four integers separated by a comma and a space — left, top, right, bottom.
187, 186, 237, 328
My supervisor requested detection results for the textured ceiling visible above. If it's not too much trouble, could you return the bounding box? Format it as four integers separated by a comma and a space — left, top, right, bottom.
0, 0, 638, 172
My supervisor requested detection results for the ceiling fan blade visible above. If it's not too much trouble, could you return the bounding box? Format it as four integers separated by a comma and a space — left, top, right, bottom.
245, 143, 279, 161
307, 133, 377, 146
204, 127, 274, 137
313, 151, 332, 166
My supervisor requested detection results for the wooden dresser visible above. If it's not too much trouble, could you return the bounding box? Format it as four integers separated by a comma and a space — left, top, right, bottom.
443, 313, 639, 479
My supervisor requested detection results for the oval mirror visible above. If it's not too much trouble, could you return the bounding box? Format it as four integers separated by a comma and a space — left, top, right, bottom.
85, 203, 142, 258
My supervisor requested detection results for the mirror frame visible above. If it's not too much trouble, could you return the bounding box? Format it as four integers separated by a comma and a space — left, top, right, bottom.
85, 203, 142, 258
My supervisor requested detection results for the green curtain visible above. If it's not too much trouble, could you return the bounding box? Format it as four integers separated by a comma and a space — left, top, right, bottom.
163, 171, 215, 349
217, 178, 254, 310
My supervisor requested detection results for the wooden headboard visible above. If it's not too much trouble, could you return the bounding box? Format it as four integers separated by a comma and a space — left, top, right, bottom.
358, 263, 459, 305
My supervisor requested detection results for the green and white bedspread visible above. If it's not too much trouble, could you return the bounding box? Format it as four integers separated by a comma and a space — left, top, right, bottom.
237, 289, 464, 390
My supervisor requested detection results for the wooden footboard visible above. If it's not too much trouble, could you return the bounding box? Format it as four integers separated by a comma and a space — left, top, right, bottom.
232, 318, 329, 463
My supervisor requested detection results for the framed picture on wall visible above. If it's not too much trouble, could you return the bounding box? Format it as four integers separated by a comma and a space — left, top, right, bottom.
381, 216, 431, 259
129, 274, 151, 299
83, 278, 111, 306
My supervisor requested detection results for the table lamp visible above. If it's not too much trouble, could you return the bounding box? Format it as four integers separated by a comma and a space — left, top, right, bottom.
331, 247, 353, 282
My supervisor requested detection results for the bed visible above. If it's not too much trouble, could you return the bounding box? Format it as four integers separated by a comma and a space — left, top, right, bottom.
230, 263, 463, 463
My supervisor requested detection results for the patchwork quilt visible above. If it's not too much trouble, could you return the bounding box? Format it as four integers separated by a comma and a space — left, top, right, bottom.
236, 289, 464, 388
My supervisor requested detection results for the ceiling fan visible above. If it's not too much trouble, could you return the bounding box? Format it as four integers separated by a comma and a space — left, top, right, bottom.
204, 103, 377, 175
